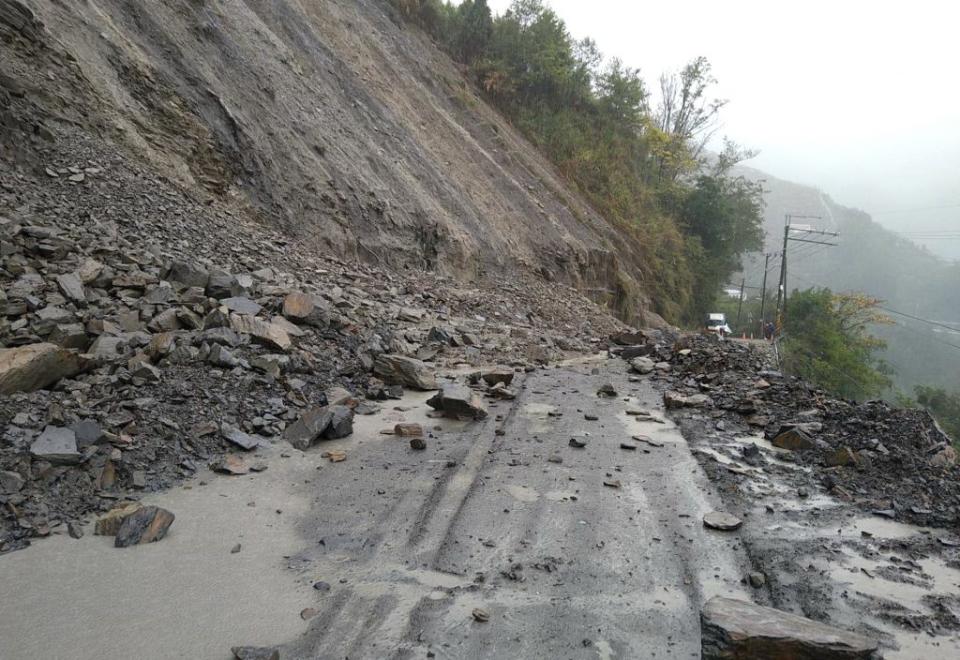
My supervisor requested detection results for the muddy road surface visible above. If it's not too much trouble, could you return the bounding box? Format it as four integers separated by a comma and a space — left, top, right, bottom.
1, 358, 753, 659
282, 358, 751, 659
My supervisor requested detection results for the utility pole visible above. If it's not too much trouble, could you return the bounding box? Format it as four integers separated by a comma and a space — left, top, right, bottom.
759, 253, 771, 335
736, 278, 746, 327
775, 213, 838, 334
775, 223, 790, 331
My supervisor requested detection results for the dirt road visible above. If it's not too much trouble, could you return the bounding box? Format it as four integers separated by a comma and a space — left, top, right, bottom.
0, 358, 752, 659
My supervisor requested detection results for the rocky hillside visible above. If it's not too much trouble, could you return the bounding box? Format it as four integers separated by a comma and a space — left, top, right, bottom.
0, 0, 652, 552
0, 0, 659, 324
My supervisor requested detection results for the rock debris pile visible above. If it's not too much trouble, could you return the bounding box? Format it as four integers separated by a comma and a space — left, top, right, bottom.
0, 136, 625, 553
612, 332, 960, 528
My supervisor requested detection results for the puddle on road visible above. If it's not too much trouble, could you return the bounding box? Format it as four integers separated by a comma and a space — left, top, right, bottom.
840, 516, 935, 541
771, 515, 936, 541
351, 388, 470, 442
521, 402, 558, 434
823, 549, 960, 610
595, 639, 615, 660
545, 490, 578, 502
0, 444, 314, 660
0, 385, 483, 660
813, 546, 960, 659
617, 411, 682, 444
689, 427, 960, 658
505, 484, 539, 502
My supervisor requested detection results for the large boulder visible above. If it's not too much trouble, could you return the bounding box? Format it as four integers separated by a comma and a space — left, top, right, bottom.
701, 597, 879, 659
283, 405, 354, 450
480, 368, 514, 387
284, 407, 334, 450
326, 405, 355, 439
427, 384, 488, 420
630, 356, 655, 374
166, 261, 210, 289
0, 343, 85, 394
282, 292, 330, 327
373, 354, 437, 390
229, 314, 292, 351
611, 330, 648, 346
772, 426, 816, 451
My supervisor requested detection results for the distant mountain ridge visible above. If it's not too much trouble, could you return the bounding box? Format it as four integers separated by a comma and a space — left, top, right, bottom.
734, 165, 960, 393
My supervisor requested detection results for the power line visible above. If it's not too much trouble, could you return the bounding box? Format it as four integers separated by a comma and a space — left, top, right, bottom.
870, 203, 960, 215
876, 306, 960, 332
775, 215, 839, 331
786, 272, 960, 354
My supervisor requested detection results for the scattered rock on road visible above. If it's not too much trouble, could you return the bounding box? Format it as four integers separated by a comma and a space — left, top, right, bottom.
114, 506, 175, 547
322, 449, 346, 462
700, 596, 879, 659
597, 383, 617, 397
664, 391, 711, 409
630, 356, 655, 375
703, 511, 743, 531
231, 647, 280, 660
394, 423, 424, 437
427, 384, 487, 420
210, 455, 250, 476
95, 502, 143, 536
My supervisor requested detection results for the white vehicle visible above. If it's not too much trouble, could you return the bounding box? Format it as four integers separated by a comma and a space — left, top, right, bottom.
705, 313, 732, 339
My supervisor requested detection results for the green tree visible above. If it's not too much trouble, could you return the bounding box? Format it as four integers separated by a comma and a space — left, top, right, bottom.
914, 385, 960, 443
782, 288, 894, 399
678, 143, 765, 324
451, 0, 493, 64
389, 0, 761, 326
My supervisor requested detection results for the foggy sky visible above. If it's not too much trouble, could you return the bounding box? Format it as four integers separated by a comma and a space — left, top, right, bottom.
487, 0, 960, 259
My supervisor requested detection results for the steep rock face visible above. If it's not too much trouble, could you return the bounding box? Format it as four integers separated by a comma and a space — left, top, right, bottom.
0, 0, 658, 325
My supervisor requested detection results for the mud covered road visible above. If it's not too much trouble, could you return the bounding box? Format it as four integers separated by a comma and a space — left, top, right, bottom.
282, 358, 751, 659
1, 358, 753, 659
4, 355, 957, 659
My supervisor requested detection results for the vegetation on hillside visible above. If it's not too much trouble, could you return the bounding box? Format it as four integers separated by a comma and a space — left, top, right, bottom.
387, 0, 763, 324
781, 288, 893, 400
913, 386, 960, 443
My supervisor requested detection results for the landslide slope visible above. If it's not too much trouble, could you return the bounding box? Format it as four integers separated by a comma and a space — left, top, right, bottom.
0, 0, 656, 323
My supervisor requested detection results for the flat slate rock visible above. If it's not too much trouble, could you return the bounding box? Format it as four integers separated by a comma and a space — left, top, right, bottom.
232, 647, 280, 660
30, 426, 80, 464
221, 296, 263, 316
222, 426, 260, 451
703, 511, 743, 531
701, 596, 879, 659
